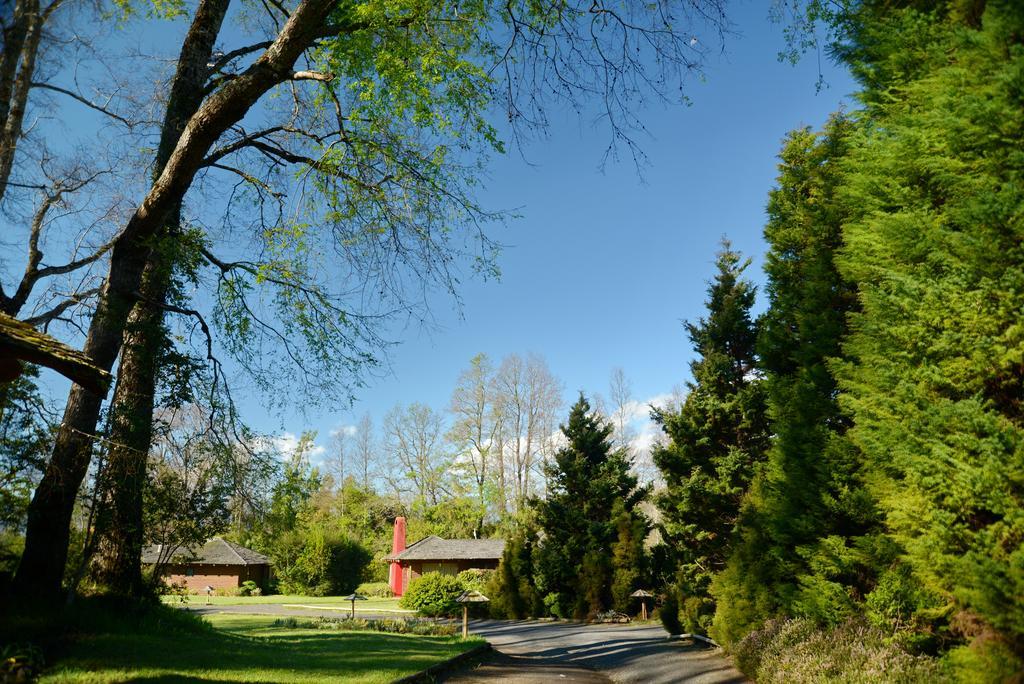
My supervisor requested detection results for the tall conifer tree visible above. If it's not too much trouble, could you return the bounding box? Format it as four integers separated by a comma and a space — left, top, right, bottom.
711, 119, 883, 646
832, 2, 1024, 669
653, 242, 769, 633
536, 395, 648, 619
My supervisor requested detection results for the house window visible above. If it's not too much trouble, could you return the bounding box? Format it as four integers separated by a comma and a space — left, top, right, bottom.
185, 567, 195, 577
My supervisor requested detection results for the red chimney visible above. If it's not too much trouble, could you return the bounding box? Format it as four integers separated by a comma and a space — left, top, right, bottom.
388, 516, 407, 596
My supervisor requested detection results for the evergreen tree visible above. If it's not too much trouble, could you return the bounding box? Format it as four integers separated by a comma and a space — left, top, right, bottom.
488, 518, 542, 619
536, 395, 648, 619
711, 118, 884, 646
652, 242, 769, 633
610, 499, 648, 614
832, 1, 1024, 670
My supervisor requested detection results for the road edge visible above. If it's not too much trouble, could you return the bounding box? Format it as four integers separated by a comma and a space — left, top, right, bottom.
392, 642, 493, 684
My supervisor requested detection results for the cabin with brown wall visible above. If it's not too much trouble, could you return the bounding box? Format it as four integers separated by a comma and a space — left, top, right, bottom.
385, 535, 504, 596
143, 537, 271, 594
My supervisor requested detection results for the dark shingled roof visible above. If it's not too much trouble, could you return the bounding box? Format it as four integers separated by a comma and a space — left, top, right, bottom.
385, 535, 505, 562
141, 537, 270, 566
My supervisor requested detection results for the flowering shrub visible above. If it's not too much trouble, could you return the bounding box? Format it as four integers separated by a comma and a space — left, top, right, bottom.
732, 618, 945, 683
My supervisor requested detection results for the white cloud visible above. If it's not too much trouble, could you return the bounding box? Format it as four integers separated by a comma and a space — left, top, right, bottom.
329, 424, 357, 438
271, 431, 326, 460
617, 392, 675, 426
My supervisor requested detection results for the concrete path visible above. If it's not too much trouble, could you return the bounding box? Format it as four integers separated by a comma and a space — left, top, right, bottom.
445, 620, 746, 683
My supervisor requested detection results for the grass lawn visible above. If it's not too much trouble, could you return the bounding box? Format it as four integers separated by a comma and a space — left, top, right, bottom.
37, 612, 481, 683
162, 594, 411, 612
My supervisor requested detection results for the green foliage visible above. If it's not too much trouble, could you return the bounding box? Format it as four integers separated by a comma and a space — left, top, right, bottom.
455, 569, 491, 594
408, 496, 489, 541
536, 396, 649, 619
0, 369, 52, 580
275, 528, 372, 596
355, 582, 394, 598
659, 590, 683, 636
610, 500, 647, 614
487, 519, 542, 619
831, 0, 1024, 660
710, 3, 1024, 675
733, 618, 945, 683
652, 242, 769, 634
398, 572, 465, 617
287, 616, 459, 637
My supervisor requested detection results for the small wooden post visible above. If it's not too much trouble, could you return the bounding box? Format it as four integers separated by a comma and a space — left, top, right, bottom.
341, 593, 367, 619
631, 589, 653, 622
455, 590, 490, 640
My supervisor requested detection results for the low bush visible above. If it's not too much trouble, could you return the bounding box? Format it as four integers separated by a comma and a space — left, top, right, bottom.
239, 581, 260, 597
356, 581, 393, 598
455, 569, 491, 593
1, 642, 44, 682
399, 573, 466, 617
732, 618, 945, 683
271, 616, 458, 636
659, 590, 682, 636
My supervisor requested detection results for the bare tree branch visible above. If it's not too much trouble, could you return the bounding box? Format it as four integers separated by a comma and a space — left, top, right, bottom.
31, 81, 134, 128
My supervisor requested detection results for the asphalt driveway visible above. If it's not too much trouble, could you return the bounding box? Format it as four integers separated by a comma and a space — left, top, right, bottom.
446, 620, 746, 683
185, 605, 745, 682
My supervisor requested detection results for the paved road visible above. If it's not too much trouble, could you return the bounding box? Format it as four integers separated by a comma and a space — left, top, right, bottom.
446, 620, 746, 683
185, 605, 745, 683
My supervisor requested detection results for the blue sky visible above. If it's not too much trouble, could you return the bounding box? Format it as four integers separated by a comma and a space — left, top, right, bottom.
254, 2, 859, 456
16, 2, 858, 462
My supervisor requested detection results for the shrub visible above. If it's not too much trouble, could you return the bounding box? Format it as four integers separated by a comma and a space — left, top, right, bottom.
399, 573, 465, 617
732, 618, 945, 683
487, 524, 542, 619
456, 569, 492, 593
542, 592, 566, 619
275, 530, 372, 596
356, 581, 394, 598
659, 589, 683, 636
239, 581, 259, 597
158, 580, 190, 604
273, 616, 460, 636
1, 642, 44, 682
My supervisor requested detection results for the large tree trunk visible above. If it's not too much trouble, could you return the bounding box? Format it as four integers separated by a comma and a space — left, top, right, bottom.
87, 255, 172, 596
14, 0, 341, 600
11, 0, 349, 598
13, 241, 152, 599
86, 0, 232, 596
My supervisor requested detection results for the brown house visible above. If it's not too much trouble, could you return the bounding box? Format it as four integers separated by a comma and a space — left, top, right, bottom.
142, 537, 271, 593
385, 535, 504, 596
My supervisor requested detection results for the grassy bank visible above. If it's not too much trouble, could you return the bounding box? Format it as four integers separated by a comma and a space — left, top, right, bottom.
3, 599, 480, 683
